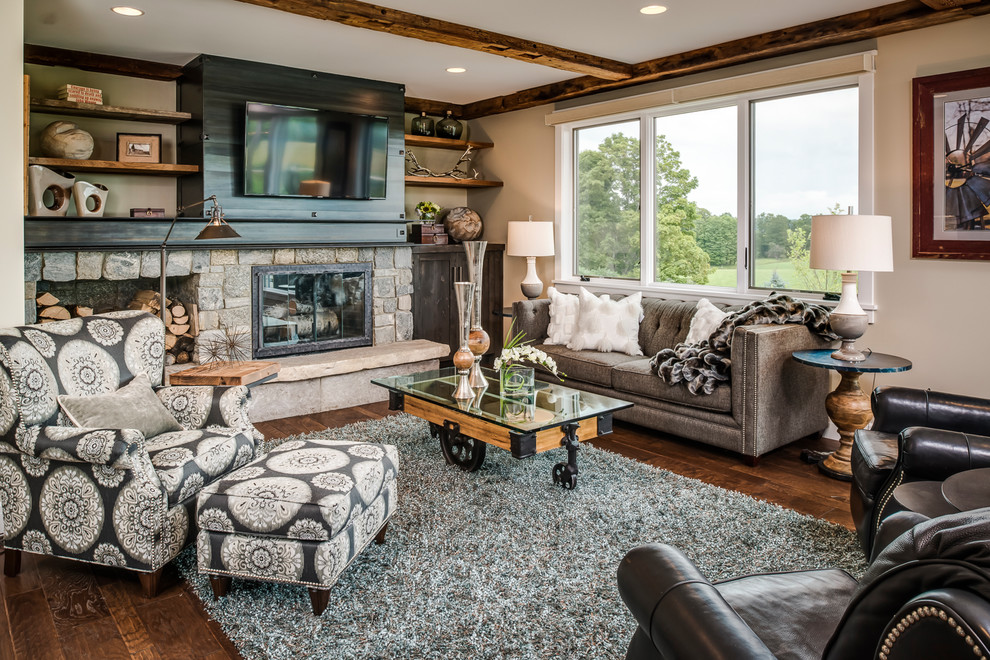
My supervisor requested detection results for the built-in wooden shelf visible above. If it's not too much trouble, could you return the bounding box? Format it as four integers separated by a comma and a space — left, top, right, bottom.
29, 157, 199, 176
404, 175, 503, 188
404, 135, 494, 150
30, 97, 192, 124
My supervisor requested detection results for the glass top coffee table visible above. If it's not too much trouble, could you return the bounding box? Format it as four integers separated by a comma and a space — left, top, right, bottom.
372, 367, 633, 489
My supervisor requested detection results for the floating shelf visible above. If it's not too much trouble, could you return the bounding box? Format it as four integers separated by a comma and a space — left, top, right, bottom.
404, 135, 494, 150
28, 157, 199, 176
30, 97, 192, 124
404, 176, 503, 188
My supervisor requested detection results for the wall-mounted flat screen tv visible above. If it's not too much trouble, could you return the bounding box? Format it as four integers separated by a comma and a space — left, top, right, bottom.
244, 102, 388, 199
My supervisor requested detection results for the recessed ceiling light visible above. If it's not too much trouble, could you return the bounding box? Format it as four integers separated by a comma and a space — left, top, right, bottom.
111, 6, 144, 16
446, 67, 467, 74
640, 5, 667, 14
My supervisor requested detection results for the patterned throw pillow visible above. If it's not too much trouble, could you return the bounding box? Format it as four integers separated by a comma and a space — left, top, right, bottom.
58, 373, 182, 439
684, 298, 729, 345
567, 289, 644, 356
544, 287, 580, 346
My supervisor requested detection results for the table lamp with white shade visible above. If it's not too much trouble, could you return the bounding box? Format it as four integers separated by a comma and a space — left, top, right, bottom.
506, 217, 555, 299
810, 213, 893, 362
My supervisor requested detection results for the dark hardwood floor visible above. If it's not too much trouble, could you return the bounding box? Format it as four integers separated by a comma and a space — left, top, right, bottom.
0, 402, 852, 659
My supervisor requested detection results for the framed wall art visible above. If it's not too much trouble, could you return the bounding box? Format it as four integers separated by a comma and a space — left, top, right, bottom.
913, 65, 990, 260
116, 133, 162, 164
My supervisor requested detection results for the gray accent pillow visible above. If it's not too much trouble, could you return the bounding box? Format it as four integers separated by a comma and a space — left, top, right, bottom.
58, 373, 182, 439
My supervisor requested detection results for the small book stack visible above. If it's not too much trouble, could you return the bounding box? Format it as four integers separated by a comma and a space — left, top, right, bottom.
57, 84, 103, 105
410, 222, 449, 244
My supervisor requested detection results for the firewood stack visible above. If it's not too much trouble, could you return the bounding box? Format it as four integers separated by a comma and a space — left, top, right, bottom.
35, 292, 93, 322
127, 290, 200, 365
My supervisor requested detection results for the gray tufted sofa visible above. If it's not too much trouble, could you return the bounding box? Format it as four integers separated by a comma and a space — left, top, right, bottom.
512, 296, 833, 463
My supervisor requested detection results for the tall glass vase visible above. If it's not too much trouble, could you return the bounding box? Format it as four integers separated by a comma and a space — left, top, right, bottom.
452, 281, 476, 400
464, 240, 490, 388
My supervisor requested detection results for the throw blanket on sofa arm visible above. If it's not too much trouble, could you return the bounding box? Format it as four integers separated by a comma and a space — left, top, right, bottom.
650, 294, 837, 395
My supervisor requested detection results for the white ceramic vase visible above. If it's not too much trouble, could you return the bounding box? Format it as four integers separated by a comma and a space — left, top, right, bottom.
73, 181, 110, 217
28, 165, 75, 216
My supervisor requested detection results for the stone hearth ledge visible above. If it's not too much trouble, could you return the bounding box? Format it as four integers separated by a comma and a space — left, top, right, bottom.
166, 339, 449, 422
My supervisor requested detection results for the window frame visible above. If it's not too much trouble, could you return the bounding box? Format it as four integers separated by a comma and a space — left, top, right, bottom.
554, 70, 877, 312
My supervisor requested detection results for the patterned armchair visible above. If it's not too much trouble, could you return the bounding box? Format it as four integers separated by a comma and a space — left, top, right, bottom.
0, 311, 262, 597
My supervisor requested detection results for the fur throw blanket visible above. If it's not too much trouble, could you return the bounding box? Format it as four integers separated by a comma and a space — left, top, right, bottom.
650, 294, 836, 395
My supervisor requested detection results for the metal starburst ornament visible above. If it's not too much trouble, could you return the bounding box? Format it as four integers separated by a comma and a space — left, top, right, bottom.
201, 324, 251, 368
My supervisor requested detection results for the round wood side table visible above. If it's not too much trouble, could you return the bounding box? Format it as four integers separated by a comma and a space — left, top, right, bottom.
792, 349, 912, 481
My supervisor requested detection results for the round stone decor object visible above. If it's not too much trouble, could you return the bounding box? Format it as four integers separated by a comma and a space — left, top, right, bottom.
439, 207, 483, 242
40, 121, 95, 160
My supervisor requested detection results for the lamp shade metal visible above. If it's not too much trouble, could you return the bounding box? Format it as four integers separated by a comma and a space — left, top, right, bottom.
161, 196, 240, 324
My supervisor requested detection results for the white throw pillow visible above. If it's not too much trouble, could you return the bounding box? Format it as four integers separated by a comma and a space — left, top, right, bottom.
567, 289, 644, 356
598, 291, 644, 355
545, 287, 580, 345
685, 298, 729, 345
566, 288, 610, 351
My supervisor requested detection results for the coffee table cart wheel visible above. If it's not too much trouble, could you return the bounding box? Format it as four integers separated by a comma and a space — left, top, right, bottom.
552, 422, 582, 489
552, 462, 577, 489
433, 420, 487, 472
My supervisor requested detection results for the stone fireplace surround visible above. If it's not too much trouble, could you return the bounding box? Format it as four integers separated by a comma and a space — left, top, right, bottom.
23, 246, 446, 420
25, 245, 414, 347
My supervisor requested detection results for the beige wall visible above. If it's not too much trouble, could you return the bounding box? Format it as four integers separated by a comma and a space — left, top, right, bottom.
870, 16, 990, 397
471, 17, 990, 398
470, 105, 556, 321
1, 6, 23, 326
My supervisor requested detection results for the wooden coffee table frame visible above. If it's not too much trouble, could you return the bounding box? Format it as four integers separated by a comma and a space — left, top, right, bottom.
388, 391, 616, 489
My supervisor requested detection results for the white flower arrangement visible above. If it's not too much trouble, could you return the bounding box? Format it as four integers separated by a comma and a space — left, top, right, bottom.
494, 319, 564, 380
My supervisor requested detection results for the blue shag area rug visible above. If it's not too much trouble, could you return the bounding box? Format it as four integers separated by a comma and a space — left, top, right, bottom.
175, 413, 866, 659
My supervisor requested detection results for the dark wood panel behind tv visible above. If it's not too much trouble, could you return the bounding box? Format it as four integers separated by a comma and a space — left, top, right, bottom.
178, 55, 406, 233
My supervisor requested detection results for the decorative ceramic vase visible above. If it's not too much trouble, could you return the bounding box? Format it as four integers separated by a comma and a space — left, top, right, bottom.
464, 240, 490, 388
411, 112, 434, 137
28, 165, 75, 216
40, 121, 95, 160
452, 281, 476, 400
73, 181, 109, 217
438, 207, 483, 242
436, 110, 463, 140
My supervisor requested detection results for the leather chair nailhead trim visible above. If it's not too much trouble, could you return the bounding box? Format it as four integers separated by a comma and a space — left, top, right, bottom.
874, 471, 904, 537
878, 605, 985, 659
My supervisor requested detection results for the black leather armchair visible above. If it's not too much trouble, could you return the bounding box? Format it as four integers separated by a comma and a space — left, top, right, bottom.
617, 508, 990, 660
851, 386, 990, 556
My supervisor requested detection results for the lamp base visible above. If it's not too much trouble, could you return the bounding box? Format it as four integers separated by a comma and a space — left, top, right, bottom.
831, 340, 867, 362
520, 256, 544, 300
828, 311, 869, 362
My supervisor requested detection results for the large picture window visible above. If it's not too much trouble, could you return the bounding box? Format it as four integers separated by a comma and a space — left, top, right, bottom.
556, 66, 874, 306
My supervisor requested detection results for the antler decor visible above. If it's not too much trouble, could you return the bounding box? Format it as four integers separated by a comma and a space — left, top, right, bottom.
405, 147, 481, 180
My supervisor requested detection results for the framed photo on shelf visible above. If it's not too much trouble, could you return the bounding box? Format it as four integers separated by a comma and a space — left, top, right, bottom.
116, 133, 161, 164
913, 65, 990, 260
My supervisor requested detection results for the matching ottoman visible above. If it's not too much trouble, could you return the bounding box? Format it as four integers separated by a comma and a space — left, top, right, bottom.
195, 437, 399, 615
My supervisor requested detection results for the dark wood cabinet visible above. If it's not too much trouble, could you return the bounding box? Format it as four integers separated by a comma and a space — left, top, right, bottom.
412, 243, 503, 363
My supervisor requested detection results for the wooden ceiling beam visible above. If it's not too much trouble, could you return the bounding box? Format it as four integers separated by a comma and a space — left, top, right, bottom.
918, 0, 981, 8
229, 0, 633, 81
24, 45, 184, 81
404, 97, 462, 117
453, 0, 990, 119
